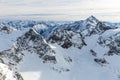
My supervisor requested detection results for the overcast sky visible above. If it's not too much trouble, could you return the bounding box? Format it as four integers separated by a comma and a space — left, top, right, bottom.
0, 0, 120, 21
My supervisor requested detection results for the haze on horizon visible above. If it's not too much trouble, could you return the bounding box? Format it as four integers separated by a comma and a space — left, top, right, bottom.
0, 0, 120, 22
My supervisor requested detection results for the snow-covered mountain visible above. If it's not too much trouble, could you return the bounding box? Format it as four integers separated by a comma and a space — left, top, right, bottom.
1, 16, 120, 80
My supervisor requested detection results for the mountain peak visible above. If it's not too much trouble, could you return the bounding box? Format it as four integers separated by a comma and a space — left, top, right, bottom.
86, 15, 99, 22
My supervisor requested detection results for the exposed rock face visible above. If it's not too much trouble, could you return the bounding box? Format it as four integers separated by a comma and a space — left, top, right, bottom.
85, 15, 99, 29
48, 30, 86, 49
94, 58, 108, 66
0, 29, 56, 68
85, 22, 114, 36
0, 63, 23, 80
14, 72, 24, 80
98, 31, 120, 55
0, 48, 23, 67
0, 16, 120, 80
0, 26, 16, 33
16, 29, 55, 57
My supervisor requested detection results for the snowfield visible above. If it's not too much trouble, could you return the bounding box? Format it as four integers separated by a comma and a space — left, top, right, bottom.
1, 16, 120, 80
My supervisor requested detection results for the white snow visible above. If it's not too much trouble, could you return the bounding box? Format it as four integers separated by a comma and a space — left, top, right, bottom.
17, 41, 120, 80
0, 28, 28, 51
1, 22, 120, 80
0, 63, 17, 80
18, 50, 70, 80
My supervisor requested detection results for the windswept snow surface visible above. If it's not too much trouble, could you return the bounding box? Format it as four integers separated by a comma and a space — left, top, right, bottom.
18, 36, 119, 80
1, 17, 120, 80
0, 29, 120, 80
18, 50, 70, 80
0, 29, 29, 51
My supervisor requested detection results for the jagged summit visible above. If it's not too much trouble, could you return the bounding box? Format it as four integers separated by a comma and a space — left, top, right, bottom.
86, 15, 99, 22
1, 16, 120, 80
0, 28, 56, 68
85, 15, 99, 28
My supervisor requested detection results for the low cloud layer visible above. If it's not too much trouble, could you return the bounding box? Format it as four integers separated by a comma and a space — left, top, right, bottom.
0, 0, 120, 21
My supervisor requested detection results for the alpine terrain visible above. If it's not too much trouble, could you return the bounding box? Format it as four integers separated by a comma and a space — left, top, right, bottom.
1, 16, 120, 80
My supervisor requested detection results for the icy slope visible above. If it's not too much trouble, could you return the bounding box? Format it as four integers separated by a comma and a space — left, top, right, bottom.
1, 16, 120, 80
17, 28, 120, 80
18, 38, 120, 80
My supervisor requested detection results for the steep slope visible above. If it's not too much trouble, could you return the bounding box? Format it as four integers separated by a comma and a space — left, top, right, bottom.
1, 16, 120, 80
0, 62, 23, 80
48, 29, 86, 49
38, 16, 115, 39
0, 29, 56, 68
0, 28, 87, 80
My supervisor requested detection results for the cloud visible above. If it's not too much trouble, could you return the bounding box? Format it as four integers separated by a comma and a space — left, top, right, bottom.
0, 0, 120, 21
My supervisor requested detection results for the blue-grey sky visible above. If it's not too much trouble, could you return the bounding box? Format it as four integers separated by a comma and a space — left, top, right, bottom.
0, 0, 120, 21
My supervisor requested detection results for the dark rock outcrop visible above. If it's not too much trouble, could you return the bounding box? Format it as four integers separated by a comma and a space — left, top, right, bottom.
0, 29, 57, 67
49, 30, 86, 49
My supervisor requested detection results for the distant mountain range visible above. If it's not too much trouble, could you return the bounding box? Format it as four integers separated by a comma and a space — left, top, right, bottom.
1, 16, 120, 80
